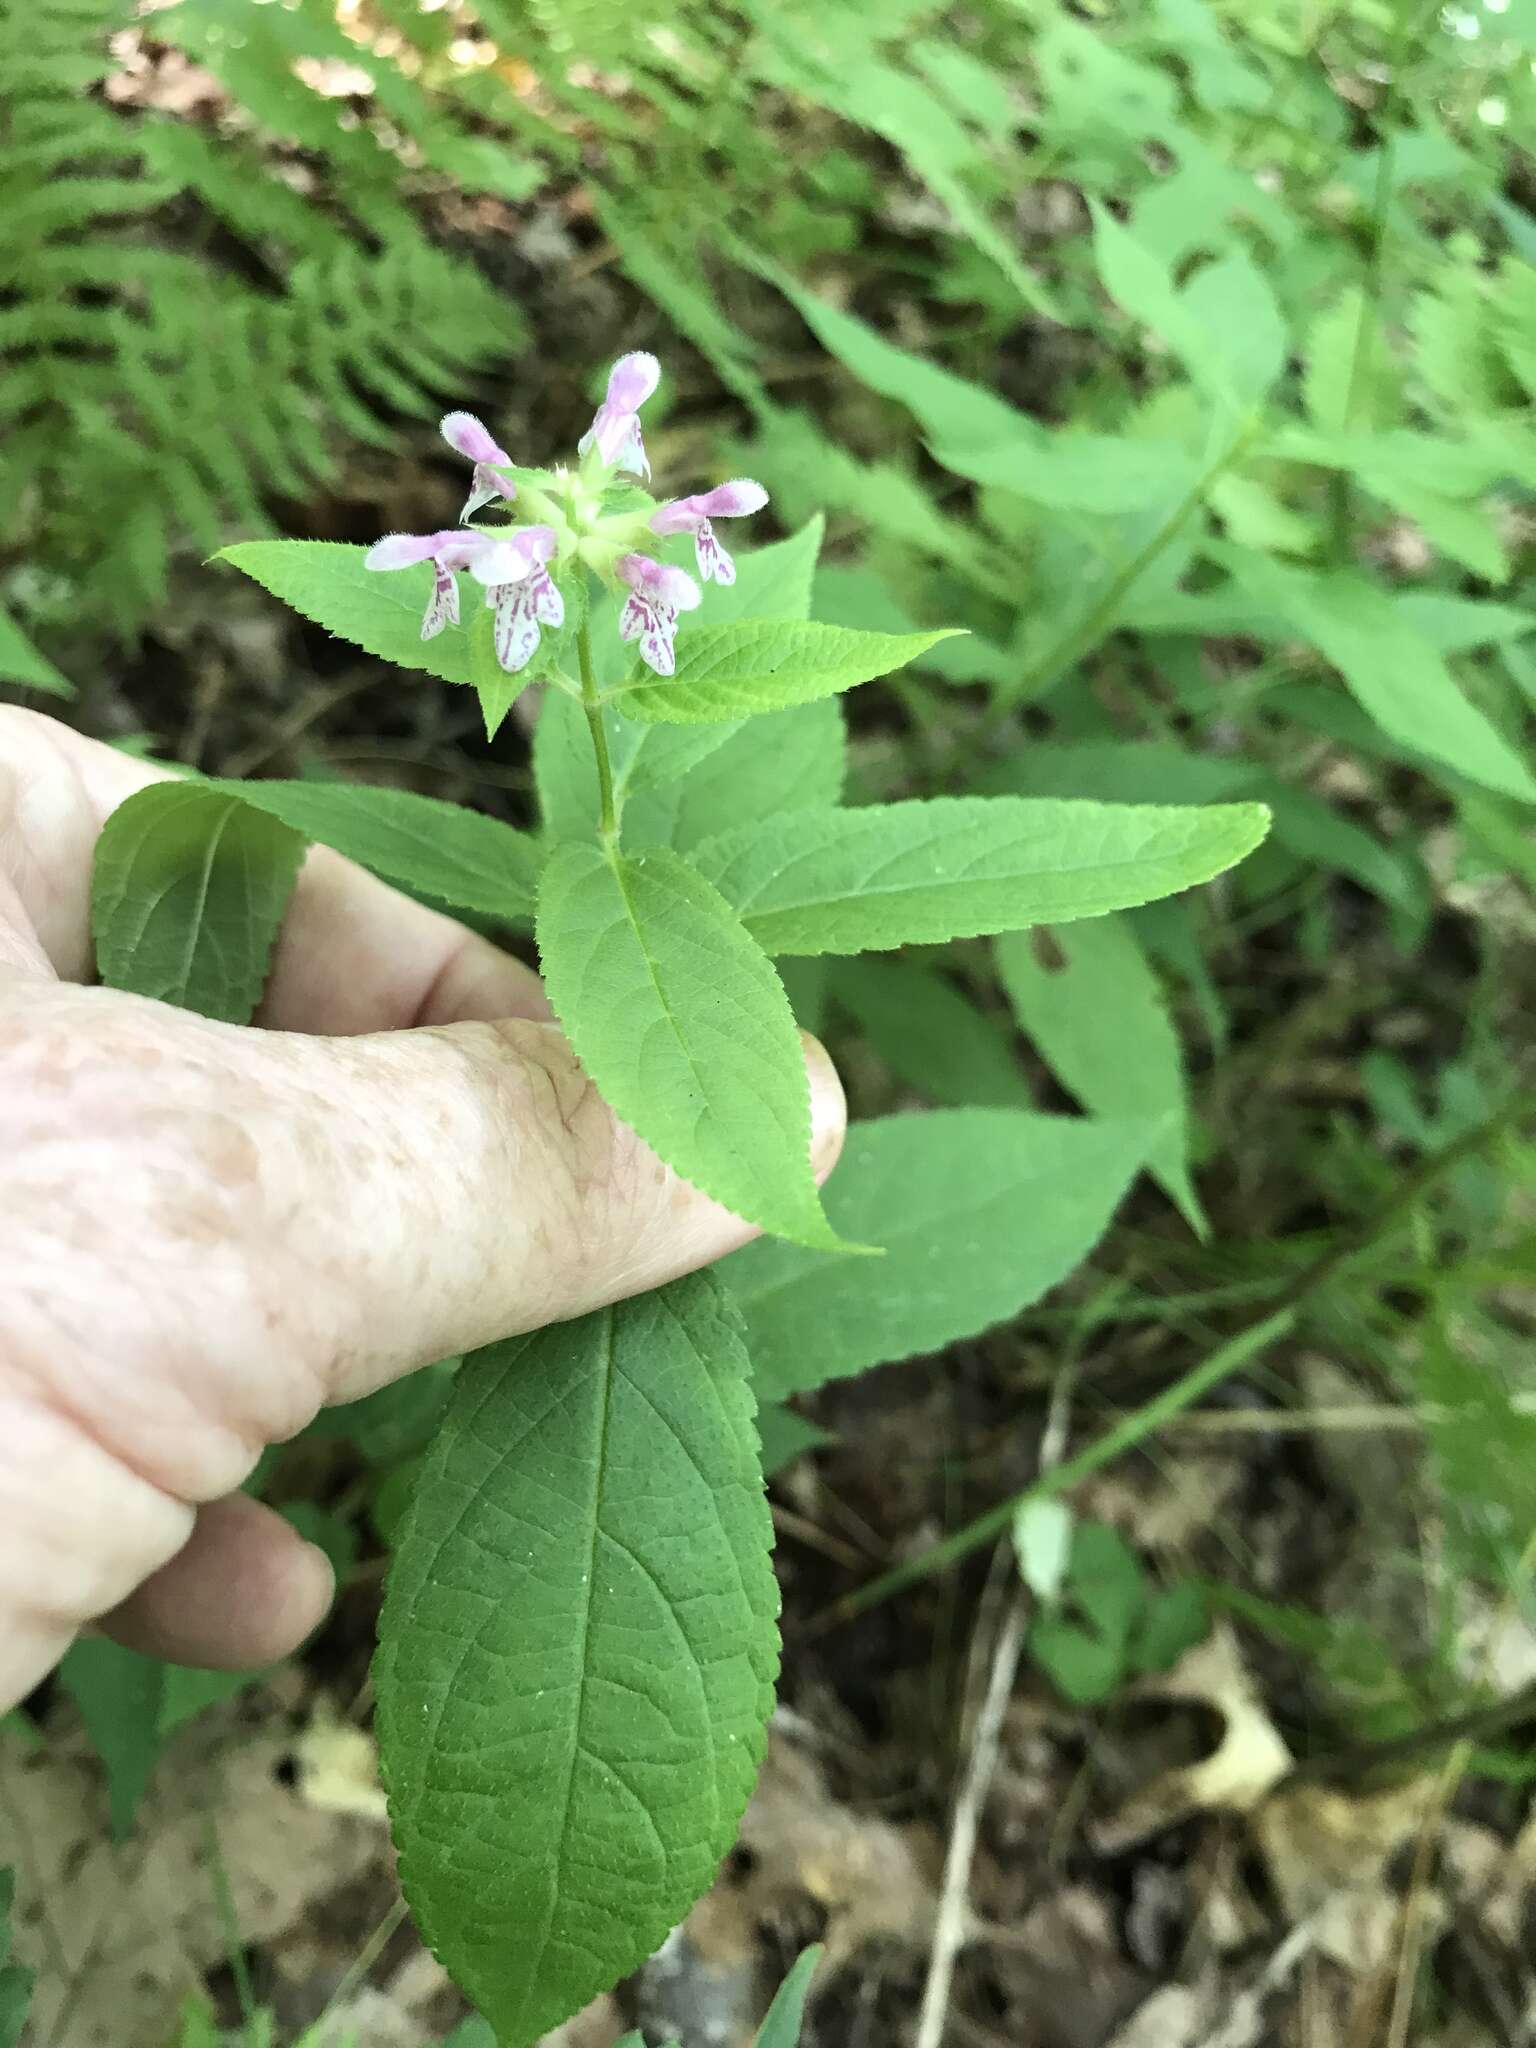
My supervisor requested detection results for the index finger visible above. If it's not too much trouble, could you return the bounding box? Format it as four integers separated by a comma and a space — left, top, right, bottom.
0, 708, 548, 1031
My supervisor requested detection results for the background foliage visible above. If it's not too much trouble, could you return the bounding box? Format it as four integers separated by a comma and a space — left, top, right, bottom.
4, 0, 1536, 2042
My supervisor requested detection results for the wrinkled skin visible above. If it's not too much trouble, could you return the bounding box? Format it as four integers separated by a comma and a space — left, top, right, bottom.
0, 709, 845, 1708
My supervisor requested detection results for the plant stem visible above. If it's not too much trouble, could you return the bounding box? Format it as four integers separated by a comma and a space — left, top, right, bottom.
576, 613, 618, 841
1328, 0, 1438, 556
205, 1813, 261, 2038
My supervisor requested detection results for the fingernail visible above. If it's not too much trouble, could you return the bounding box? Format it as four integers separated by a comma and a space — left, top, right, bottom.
802, 1032, 847, 1183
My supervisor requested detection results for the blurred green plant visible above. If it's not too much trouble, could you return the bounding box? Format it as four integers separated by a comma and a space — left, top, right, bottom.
0, 1871, 32, 2048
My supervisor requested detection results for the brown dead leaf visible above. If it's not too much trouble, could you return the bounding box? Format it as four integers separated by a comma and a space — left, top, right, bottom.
731, 1728, 939, 1968
1093, 1629, 1293, 1852
295, 1699, 390, 1823
4, 1708, 383, 2047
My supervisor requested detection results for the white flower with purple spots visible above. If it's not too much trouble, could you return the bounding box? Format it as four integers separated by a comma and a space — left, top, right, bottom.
616, 553, 701, 677
440, 411, 517, 521
649, 480, 768, 587
364, 529, 503, 640
469, 525, 565, 674
578, 353, 660, 478
366, 359, 768, 685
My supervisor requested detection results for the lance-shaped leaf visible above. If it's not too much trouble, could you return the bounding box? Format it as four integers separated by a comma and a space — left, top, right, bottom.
1215, 547, 1536, 806
612, 620, 962, 724
755, 1948, 823, 2047
91, 783, 304, 1021
212, 778, 541, 921
537, 843, 846, 1249
0, 604, 72, 696
831, 958, 1032, 1109
689, 797, 1270, 956
997, 917, 1203, 1234
218, 541, 507, 694
376, 1275, 778, 2048
722, 1110, 1154, 1400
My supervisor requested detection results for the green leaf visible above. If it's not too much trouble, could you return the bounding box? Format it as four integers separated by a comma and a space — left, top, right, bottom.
722, 1110, 1153, 1400
1302, 289, 1398, 436
0, 604, 72, 696
172, 1996, 223, 2048
625, 702, 846, 853
57, 1637, 166, 1839
755, 1947, 823, 2048
1090, 205, 1218, 390
1356, 466, 1509, 584
440, 2021, 496, 2048
213, 778, 541, 921
832, 958, 1031, 1109
538, 695, 845, 855
613, 621, 962, 724
1068, 1522, 1145, 1647
705, 516, 824, 627
91, 783, 305, 1022
1421, 1321, 1536, 1582
1216, 549, 1536, 805
689, 798, 1270, 956
306, 1361, 458, 1464
1027, 1618, 1123, 1704
376, 1274, 778, 2048
535, 514, 837, 852
0, 1960, 30, 2044
1132, 1582, 1208, 1675
756, 1404, 834, 1477
537, 842, 844, 1249
996, 918, 1203, 1233
735, 257, 1184, 509
218, 541, 511, 698
157, 1662, 261, 1738
0, 1868, 34, 2048
1179, 249, 1289, 404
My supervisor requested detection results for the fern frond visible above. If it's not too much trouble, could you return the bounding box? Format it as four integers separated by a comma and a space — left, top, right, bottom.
0, 0, 514, 637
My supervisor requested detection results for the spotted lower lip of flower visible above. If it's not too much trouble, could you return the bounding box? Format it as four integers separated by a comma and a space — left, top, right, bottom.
649, 478, 768, 586
365, 529, 499, 640
441, 411, 517, 521
616, 551, 701, 677
578, 352, 661, 479
466, 524, 564, 674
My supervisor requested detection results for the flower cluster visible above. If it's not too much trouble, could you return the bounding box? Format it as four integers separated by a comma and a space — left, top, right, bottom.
365, 354, 767, 678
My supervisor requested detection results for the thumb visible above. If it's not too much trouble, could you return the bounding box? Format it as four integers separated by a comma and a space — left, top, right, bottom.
217, 1007, 848, 1406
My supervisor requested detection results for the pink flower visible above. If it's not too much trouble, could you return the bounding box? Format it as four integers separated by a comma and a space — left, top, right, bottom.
616, 553, 700, 676
578, 353, 660, 478
649, 479, 768, 586
468, 525, 564, 674
441, 411, 516, 520
365, 529, 501, 640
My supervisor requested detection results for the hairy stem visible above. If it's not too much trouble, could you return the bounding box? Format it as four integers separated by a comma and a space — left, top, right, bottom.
577, 613, 617, 840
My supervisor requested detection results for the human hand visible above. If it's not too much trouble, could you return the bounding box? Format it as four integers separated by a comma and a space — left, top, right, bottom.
0, 709, 845, 1711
